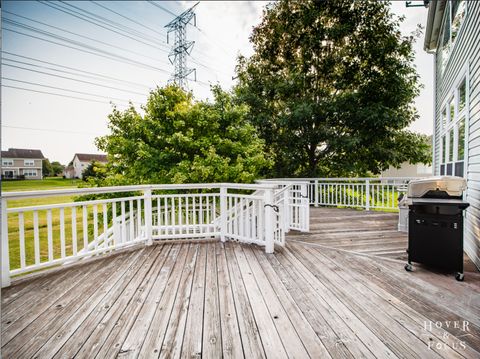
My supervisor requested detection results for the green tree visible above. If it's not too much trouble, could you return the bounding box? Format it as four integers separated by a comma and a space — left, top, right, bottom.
236, 0, 430, 177
95, 85, 271, 185
50, 161, 65, 176
82, 160, 107, 182
42, 159, 53, 177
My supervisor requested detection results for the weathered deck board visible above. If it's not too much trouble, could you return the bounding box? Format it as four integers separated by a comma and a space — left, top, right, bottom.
2, 207, 479, 358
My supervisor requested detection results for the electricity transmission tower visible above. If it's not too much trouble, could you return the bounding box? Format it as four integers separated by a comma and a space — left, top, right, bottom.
165, 3, 198, 90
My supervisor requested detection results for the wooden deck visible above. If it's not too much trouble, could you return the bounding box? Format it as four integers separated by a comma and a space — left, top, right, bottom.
2, 207, 480, 358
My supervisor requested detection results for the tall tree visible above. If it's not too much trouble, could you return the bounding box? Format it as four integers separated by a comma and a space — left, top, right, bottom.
236, 0, 430, 177
50, 161, 65, 176
42, 158, 53, 177
95, 85, 271, 185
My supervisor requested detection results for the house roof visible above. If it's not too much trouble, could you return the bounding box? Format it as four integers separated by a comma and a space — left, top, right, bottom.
424, 0, 446, 51
1, 148, 45, 159
74, 153, 108, 163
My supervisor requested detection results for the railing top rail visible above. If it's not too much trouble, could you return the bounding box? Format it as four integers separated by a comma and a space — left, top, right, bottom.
256, 179, 311, 185
263, 177, 424, 182
1, 182, 279, 200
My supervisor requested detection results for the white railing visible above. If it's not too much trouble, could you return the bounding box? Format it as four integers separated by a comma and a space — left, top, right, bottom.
1, 182, 310, 287
262, 177, 421, 211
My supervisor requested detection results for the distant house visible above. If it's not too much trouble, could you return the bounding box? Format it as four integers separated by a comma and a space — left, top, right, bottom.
1, 148, 45, 180
381, 162, 432, 178
64, 153, 108, 179
424, 0, 479, 267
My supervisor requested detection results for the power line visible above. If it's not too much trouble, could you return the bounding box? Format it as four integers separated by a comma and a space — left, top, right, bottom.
3, 63, 147, 96
60, 0, 168, 46
3, 85, 118, 105
38, 0, 169, 51
2, 21, 171, 71
2, 53, 151, 89
2, 28, 173, 76
2, 124, 103, 136
2, 77, 142, 105
145, 1, 237, 72
147, 1, 177, 18
2, 12, 171, 66
91, 1, 167, 39
4, 13, 229, 84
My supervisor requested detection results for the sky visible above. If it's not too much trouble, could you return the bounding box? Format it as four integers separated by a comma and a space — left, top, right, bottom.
1, 0, 433, 165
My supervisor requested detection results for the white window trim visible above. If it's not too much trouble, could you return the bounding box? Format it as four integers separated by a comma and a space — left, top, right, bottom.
2, 159, 14, 166
438, 64, 469, 178
24, 159, 35, 166
23, 169, 38, 177
438, 0, 468, 72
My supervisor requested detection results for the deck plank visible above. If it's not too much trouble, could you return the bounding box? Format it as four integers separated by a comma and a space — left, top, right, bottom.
36, 248, 163, 358
116, 244, 182, 358
252, 246, 332, 358
242, 245, 317, 358
224, 242, 266, 358
181, 242, 207, 359
306, 243, 480, 359
232, 243, 288, 358
157, 243, 198, 358
202, 242, 223, 358
216, 242, 244, 359
137, 243, 193, 358
2, 207, 479, 359
2, 249, 144, 358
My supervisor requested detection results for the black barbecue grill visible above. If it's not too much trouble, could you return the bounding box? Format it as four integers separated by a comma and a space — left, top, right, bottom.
403, 176, 469, 281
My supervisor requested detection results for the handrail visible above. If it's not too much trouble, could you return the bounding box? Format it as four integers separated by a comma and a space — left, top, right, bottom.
2, 182, 280, 200
261, 177, 422, 182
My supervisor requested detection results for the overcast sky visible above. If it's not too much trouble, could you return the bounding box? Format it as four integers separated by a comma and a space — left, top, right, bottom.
1, 0, 432, 165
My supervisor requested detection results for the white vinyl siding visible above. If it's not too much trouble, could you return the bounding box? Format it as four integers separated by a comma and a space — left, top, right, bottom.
433, 1, 480, 269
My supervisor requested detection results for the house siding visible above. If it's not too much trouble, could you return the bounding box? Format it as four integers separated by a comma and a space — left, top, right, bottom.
2, 158, 43, 179
433, 1, 480, 268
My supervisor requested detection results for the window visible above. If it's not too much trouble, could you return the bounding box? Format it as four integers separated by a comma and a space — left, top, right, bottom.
439, 74, 467, 177
2, 159, 13, 166
449, 130, 454, 162
458, 79, 466, 112
24, 159, 34, 166
23, 169, 37, 177
440, 0, 466, 73
442, 136, 446, 163
449, 99, 455, 123
458, 119, 465, 161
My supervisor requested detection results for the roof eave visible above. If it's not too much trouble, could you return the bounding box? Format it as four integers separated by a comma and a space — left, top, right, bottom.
424, 0, 445, 52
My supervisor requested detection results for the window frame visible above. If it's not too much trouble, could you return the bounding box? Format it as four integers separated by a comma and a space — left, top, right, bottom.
438, 0, 467, 74
439, 67, 469, 177
24, 159, 35, 167
23, 169, 38, 177
2, 159, 14, 166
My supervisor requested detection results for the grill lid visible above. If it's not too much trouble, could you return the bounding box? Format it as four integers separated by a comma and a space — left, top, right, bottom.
407, 176, 466, 198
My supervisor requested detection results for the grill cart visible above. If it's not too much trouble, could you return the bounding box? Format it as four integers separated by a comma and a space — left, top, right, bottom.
403, 176, 469, 281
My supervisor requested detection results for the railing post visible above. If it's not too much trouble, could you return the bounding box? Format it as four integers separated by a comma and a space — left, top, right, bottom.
144, 189, 153, 245
301, 183, 310, 232
264, 188, 275, 254
283, 188, 290, 232
314, 180, 319, 207
1, 198, 11, 287
365, 179, 370, 211
220, 186, 227, 242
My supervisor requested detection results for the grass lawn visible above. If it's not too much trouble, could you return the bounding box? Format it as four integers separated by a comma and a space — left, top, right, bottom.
2, 177, 81, 193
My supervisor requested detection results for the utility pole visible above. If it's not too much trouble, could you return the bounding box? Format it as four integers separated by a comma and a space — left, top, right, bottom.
165, 2, 198, 90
